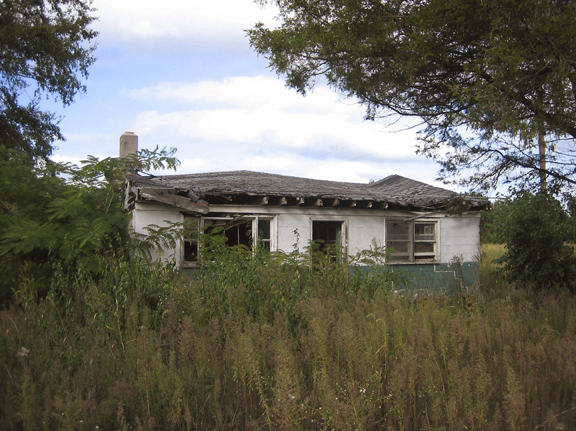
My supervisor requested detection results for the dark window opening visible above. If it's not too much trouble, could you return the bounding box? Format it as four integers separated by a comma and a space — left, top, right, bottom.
222, 219, 251, 247
184, 240, 198, 262
312, 221, 343, 260
257, 219, 271, 251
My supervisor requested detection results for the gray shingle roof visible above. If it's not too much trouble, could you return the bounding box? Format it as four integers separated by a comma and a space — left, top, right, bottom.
127, 170, 489, 211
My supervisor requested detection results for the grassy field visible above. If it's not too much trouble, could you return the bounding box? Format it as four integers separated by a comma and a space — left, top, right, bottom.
1, 246, 575, 430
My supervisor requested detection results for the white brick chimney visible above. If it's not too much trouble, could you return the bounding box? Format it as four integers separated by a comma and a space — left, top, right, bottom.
119, 131, 138, 159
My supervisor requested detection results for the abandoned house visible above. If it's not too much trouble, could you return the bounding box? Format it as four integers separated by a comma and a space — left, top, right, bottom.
121, 132, 490, 290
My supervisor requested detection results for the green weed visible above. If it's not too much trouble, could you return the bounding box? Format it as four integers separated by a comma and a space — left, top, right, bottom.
1, 246, 575, 430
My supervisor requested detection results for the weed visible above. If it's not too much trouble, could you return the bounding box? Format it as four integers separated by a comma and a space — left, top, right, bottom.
1, 245, 575, 429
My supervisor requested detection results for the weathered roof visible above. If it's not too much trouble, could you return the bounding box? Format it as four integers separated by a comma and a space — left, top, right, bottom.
126, 170, 489, 212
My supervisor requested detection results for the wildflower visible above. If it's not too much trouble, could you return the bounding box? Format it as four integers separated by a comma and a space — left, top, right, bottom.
16, 347, 30, 358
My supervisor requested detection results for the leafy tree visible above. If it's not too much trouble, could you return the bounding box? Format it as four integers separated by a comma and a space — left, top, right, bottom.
249, 0, 576, 194
0, 0, 97, 160
0, 146, 182, 304
489, 193, 576, 290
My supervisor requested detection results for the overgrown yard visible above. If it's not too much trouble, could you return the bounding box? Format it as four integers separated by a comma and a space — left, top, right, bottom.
1, 246, 575, 430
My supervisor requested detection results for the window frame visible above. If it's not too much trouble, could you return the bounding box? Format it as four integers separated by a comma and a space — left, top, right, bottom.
181, 214, 276, 267
310, 218, 348, 260
385, 218, 438, 263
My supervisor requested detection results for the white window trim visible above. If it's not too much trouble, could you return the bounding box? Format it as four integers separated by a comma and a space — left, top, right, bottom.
385, 218, 439, 264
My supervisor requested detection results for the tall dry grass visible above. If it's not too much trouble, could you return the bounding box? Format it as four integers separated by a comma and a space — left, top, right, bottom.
1, 246, 575, 430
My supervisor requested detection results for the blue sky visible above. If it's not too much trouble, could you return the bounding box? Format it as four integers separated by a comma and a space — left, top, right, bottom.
50, 0, 444, 185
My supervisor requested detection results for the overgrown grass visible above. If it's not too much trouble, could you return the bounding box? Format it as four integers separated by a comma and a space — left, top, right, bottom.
1, 245, 575, 430
477, 243, 510, 300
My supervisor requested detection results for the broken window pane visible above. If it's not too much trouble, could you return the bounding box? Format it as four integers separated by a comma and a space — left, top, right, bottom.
184, 239, 198, 262
223, 219, 251, 247
183, 215, 276, 265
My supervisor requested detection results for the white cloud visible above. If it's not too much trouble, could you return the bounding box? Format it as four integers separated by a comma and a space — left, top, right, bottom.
239, 155, 296, 172
94, 0, 278, 43
50, 154, 108, 166
116, 74, 446, 184
54, 72, 443, 186
306, 161, 396, 184
127, 77, 348, 113
49, 1, 449, 189
129, 76, 418, 159
237, 156, 388, 183
174, 157, 217, 174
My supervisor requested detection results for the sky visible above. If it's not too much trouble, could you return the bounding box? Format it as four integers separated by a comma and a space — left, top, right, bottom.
49, 0, 447, 186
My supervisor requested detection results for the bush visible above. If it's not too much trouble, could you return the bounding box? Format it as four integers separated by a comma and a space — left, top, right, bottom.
490, 192, 576, 291
0, 146, 180, 305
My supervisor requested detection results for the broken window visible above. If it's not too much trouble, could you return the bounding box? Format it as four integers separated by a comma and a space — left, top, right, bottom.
183, 215, 274, 266
386, 220, 437, 263
184, 239, 199, 263
219, 218, 251, 247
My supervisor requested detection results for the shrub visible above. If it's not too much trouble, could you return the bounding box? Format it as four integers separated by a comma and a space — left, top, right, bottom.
0, 146, 181, 305
490, 192, 576, 291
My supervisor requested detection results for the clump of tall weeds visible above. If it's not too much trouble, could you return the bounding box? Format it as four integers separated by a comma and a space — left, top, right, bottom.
1, 245, 576, 430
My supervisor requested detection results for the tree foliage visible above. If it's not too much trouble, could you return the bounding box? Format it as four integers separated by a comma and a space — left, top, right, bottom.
249, 0, 576, 194
0, 146, 182, 304
0, 0, 97, 160
489, 193, 576, 290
